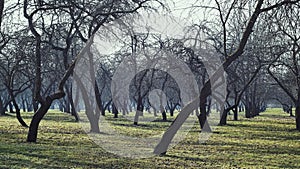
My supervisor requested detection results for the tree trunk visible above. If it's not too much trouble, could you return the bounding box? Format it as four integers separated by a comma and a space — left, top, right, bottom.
101, 101, 110, 116
160, 105, 167, 121
8, 102, 14, 113
296, 103, 300, 131
153, 108, 157, 117
134, 97, 143, 125
0, 97, 5, 116
289, 105, 294, 117
245, 104, 251, 118
0, 107, 5, 115
22, 98, 26, 112
233, 105, 238, 121
134, 112, 139, 125
64, 98, 70, 113
75, 74, 101, 133
94, 81, 104, 116
238, 105, 243, 112
25, 99, 33, 112
70, 99, 79, 122
89, 116, 100, 133
101, 107, 106, 116
7, 89, 28, 127
122, 108, 126, 116
27, 101, 52, 142
162, 111, 167, 121
198, 97, 212, 132
112, 103, 118, 118
69, 93, 79, 122
170, 108, 174, 117
219, 109, 228, 126
59, 102, 63, 112
129, 103, 133, 112
66, 86, 79, 122
33, 100, 39, 112
14, 101, 28, 127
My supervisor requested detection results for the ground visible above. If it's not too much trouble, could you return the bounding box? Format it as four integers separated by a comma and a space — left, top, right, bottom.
0, 109, 299, 168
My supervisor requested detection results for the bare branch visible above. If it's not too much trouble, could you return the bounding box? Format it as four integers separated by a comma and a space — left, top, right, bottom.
261, 0, 300, 12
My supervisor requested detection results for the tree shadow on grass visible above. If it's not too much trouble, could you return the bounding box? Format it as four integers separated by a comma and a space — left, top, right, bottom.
162, 154, 206, 162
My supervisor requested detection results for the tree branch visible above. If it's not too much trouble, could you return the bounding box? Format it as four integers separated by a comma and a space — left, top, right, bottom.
261, 0, 300, 12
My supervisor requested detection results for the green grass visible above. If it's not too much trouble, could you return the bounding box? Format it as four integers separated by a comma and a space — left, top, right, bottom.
0, 108, 299, 168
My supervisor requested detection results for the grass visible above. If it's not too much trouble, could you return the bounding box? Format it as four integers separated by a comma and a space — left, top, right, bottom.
0, 108, 299, 168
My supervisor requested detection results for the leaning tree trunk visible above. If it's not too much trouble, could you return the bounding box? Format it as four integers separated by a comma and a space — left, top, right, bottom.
27, 101, 52, 142
26, 46, 79, 142
12, 99, 28, 127
8, 89, 28, 127
198, 82, 212, 132
219, 107, 228, 126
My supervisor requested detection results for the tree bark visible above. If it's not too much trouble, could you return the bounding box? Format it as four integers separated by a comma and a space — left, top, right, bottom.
0, 97, 6, 116
25, 99, 33, 112
170, 108, 174, 117
59, 102, 63, 112
66, 84, 79, 122
33, 100, 39, 112
112, 103, 118, 118
94, 81, 104, 116
219, 109, 228, 126
289, 105, 294, 117
27, 101, 52, 142
21, 98, 26, 112
8, 88, 28, 127
14, 101, 28, 127
8, 102, 14, 113
162, 110, 167, 121
245, 105, 251, 118
296, 103, 300, 131
102, 101, 111, 116
134, 97, 143, 125
233, 105, 238, 121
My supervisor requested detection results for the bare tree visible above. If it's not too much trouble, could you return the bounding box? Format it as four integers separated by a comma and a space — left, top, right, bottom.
21, 0, 164, 142
154, 0, 300, 155
267, 4, 300, 130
